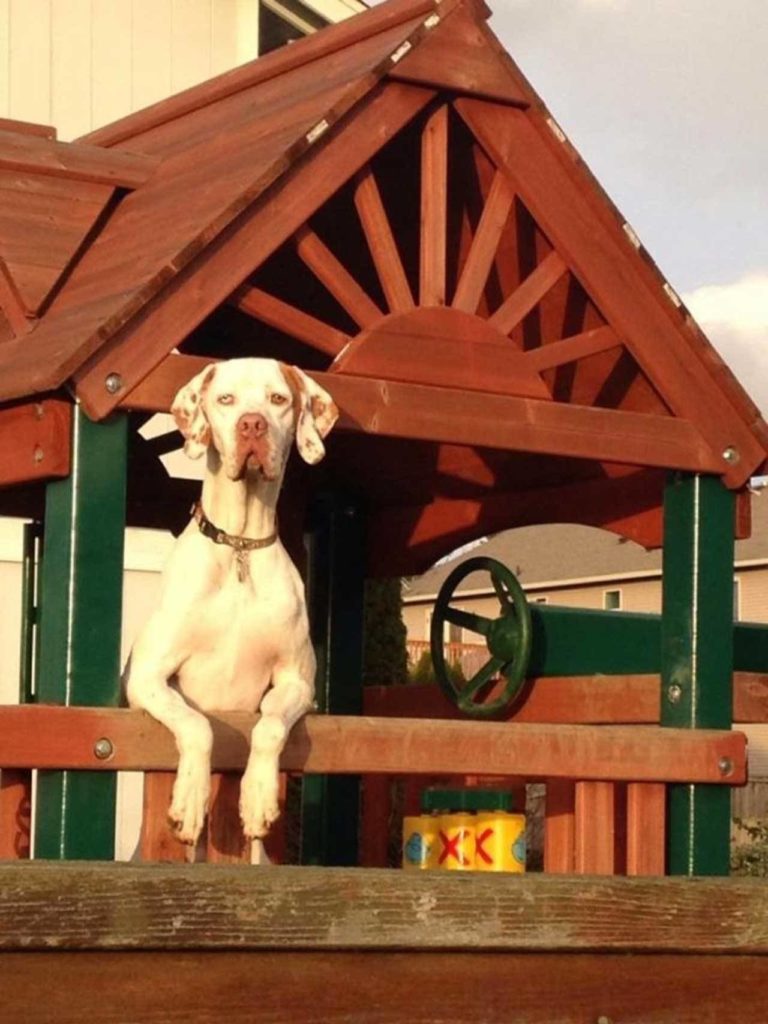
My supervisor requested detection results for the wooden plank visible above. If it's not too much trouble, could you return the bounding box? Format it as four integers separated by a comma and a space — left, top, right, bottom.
488, 250, 568, 335
295, 224, 382, 328
0, 129, 159, 189
0, 769, 31, 859
0, 706, 747, 784
5, 950, 768, 1024
575, 781, 617, 875
206, 773, 250, 864
121, 353, 723, 475
543, 779, 574, 873
139, 772, 187, 862
455, 99, 766, 487
4, 863, 768, 953
354, 166, 414, 313
73, 83, 436, 420
419, 103, 448, 305
0, 399, 71, 486
626, 782, 666, 876
452, 169, 514, 312
0, 117, 55, 139
230, 283, 349, 356
524, 325, 621, 372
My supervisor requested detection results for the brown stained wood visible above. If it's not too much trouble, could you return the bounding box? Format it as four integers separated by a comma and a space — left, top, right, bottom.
354, 166, 414, 313
139, 773, 187, 863
4, 863, 768, 953
0, 706, 747, 784
575, 781, 617, 875
0, 129, 158, 189
626, 782, 666, 877
364, 673, 768, 725
455, 99, 766, 487
488, 249, 568, 335
81, 0, 440, 147
122, 353, 723, 475
0, 398, 71, 487
0, 257, 30, 334
544, 780, 575, 874
360, 774, 392, 868
0, 769, 31, 859
420, 104, 448, 305
0, 117, 55, 139
230, 283, 349, 356
295, 224, 382, 328
524, 325, 621, 373
207, 774, 250, 864
6, 951, 768, 1024
331, 306, 551, 398
452, 169, 514, 312
389, 4, 528, 106
72, 84, 436, 420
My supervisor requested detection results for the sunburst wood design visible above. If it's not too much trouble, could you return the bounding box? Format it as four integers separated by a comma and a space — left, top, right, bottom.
230, 101, 635, 405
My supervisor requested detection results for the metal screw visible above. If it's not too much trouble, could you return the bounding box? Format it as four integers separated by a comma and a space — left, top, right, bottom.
93, 737, 114, 760
667, 684, 683, 704
33, 446, 44, 464
596, 1017, 613, 1024
34, 403, 44, 420
722, 446, 740, 465
105, 373, 123, 394
718, 756, 734, 778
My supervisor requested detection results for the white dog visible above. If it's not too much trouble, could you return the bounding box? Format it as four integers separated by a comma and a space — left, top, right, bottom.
123, 358, 338, 846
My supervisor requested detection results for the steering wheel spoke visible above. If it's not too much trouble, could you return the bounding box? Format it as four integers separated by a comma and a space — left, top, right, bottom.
442, 605, 493, 637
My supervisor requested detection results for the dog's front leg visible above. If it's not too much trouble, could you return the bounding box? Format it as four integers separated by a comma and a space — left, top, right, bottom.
124, 626, 213, 845
240, 669, 314, 839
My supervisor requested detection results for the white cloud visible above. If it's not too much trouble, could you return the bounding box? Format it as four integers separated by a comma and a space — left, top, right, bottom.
684, 272, 768, 417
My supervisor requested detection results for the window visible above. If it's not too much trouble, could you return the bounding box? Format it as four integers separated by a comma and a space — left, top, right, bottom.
603, 589, 622, 611
733, 578, 741, 621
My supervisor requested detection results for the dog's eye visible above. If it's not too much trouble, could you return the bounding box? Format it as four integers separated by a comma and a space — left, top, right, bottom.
216, 393, 235, 406
270, 393, 289, 407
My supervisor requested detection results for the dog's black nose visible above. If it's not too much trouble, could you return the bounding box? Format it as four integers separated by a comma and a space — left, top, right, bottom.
238, 413, 268, 439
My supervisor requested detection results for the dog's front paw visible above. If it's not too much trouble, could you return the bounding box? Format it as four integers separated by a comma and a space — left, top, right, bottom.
240, 762, 280, 839
169, 758, 210, 845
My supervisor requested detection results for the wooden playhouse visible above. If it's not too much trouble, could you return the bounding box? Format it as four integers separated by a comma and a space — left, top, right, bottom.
1, 0, 768, 1019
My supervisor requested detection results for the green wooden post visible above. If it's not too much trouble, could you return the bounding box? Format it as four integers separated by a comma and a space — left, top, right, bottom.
661, 473, 735, 876
34, 409, 128, 860
301, 493, 365, 866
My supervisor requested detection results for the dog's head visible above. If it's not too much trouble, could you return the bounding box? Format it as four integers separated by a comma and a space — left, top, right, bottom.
171, 358, 338, 481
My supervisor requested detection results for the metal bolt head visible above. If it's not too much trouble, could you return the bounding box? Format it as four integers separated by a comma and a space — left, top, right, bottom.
667, 684, 683, 705
718, 756, 734, 778
596, 1017, 613, 1024
105, 373, 123, 395
722, 446, 740, 465
33, 446, 44, 464
93, 737, 114, 760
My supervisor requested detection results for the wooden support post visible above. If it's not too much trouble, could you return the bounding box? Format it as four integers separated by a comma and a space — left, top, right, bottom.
34, 409, 127, 859
301, 494, 366, 866
661, 473, 735, 876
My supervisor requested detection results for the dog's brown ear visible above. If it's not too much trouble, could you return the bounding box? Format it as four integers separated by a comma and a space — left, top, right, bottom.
171, 364, 217, 459
280, 365, 338, 465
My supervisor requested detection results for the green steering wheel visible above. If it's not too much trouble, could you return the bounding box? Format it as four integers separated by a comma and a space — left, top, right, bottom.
430, 556, 533, 718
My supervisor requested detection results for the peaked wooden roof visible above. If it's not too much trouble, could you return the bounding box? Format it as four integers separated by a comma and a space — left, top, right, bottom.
0, 0, 766, 571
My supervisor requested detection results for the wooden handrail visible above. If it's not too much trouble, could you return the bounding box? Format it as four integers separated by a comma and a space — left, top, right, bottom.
0, 706, 746, 784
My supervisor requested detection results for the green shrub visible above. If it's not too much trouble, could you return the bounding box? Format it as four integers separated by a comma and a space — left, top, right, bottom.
363, 579, 409, 685
731, 818, 768, 877
408, 649, 466, 687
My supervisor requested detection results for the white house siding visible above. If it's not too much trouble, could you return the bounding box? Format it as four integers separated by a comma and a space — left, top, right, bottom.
0, 0, 261, 140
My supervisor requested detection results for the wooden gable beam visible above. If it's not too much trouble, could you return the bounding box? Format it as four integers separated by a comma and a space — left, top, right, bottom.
230, 284, 349, 357
454, 98, 765, 487
73, 83, 436, 421
123, 352, 722, 477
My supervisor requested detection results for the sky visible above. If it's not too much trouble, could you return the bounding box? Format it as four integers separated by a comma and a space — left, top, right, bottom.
485, 0, 768, 416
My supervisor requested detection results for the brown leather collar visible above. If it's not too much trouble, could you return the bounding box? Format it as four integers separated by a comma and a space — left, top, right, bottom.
191, 502, 277, 581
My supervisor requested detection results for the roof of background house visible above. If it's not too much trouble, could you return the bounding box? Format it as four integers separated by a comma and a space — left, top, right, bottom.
404, 487, 768, 599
